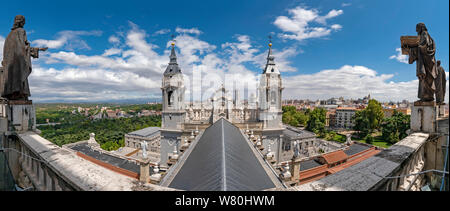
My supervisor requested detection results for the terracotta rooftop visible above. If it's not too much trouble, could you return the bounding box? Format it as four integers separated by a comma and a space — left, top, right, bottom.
321, 150, 348, 164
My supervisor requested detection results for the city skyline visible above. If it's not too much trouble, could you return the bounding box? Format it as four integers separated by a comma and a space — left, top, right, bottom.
0, 0, 448, 103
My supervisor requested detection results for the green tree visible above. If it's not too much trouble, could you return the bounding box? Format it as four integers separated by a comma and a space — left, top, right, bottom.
381, 111, 410, 144
353, 99, 384, 138
282, 106, 309, 127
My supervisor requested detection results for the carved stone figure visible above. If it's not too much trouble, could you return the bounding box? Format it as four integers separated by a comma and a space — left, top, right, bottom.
0, 15, 47, 100
435, 60, 447, 104
404, 23, 437, 102
141, 141, 148, 158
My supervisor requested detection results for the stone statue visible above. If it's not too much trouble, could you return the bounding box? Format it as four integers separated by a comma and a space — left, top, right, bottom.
0, 15, 47, 101
435, 60, 447, 104
141, 141, 148, 158
404, 23, 437, 102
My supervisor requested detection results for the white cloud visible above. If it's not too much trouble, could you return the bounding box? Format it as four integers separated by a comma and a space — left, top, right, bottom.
282, 65, 435, 102
108, 35, 120, 44
102, 48, 122, 56
274, 6, 343, 41
331, 24, 343, 31
24, 22, 434, 104
389, 48, 409, 64
175, 27, 202, 35
341, 3, 352, 7
315, 9, 343, 24
153, 29, 171, 35
32, 30, 102, 50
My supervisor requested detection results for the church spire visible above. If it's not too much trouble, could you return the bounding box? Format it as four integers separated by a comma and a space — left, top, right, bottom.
266, 39, 275, 66
263, 36, 279, 74
164, 36, 181, 76
169, 41, 178, 64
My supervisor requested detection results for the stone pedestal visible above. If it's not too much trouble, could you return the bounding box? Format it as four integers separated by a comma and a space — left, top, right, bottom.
0, 100, 36, 132
139, 159, 150, 183
411, 101, 437, 133
290, 159, 301, 184
437, 103, 446, 117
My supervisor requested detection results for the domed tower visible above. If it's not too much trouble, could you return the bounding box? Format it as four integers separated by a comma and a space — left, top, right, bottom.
258, 41, 283, 129
160, 41, 185, 168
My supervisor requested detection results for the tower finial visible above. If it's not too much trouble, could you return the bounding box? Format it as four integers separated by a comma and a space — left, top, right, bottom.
171, 34, 176, 47
268, 35, 272, 47
169, 34, 177, 64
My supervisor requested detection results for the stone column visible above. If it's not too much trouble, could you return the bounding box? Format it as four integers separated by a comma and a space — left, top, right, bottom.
139, 158, 150, 183
410, 101, 437, 133
290, 158, 301, 184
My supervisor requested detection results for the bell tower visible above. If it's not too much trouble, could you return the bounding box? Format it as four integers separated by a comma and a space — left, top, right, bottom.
160, 40, 185, 168
161, 41, 185, 129
258, 39, 283, 129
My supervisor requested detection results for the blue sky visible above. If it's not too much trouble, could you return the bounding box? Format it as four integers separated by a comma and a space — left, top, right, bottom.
0, 0, 448, 102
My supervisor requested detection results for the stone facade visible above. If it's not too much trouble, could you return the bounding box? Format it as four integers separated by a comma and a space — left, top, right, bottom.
159, 42, 287, 167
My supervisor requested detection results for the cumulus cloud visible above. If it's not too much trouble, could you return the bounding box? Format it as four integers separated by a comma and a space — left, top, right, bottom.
389, 48, 409, 64
32, 30, 102, 50
274, 6, 343, 41
282, 65, 439, 102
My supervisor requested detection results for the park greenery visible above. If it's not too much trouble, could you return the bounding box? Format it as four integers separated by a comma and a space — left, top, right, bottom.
36, 103, 162, 151
282, 98, 410, 148
282, 106, 345, 143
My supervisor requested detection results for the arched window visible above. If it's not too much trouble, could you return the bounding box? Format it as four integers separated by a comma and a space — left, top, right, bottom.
168, 91, 174, 106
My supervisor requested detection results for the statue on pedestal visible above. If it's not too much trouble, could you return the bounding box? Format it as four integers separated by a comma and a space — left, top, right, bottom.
0, 15, 47, 101
435, 60, 447, 104
401, 23, 437, 102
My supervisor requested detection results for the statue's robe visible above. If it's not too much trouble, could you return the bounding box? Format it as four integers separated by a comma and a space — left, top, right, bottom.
409, 30, 437, 102
1, 27, 38, 100
435, 65, 447, 104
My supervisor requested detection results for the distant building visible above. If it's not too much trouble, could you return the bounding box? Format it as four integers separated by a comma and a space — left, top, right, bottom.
335, 107, 359, 129
383, 107, 411, 118
326, 110, 336, 127
106, 110, 117, 118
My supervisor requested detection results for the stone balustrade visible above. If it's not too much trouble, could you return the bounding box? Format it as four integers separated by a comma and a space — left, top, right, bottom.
287, 132, 440, 191
1, 131, 177, 191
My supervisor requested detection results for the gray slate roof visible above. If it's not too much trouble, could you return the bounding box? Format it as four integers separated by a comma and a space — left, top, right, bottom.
283, 127, 316, 140
70, 143, 141, 174
168, 118, 276, 191
128, 127, 160, 138
163, 46, 181, 76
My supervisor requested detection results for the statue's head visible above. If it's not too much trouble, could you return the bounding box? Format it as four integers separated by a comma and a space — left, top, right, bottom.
416, 23, 427, 33
12, 15, 25, 30
437, 60, 441, 66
